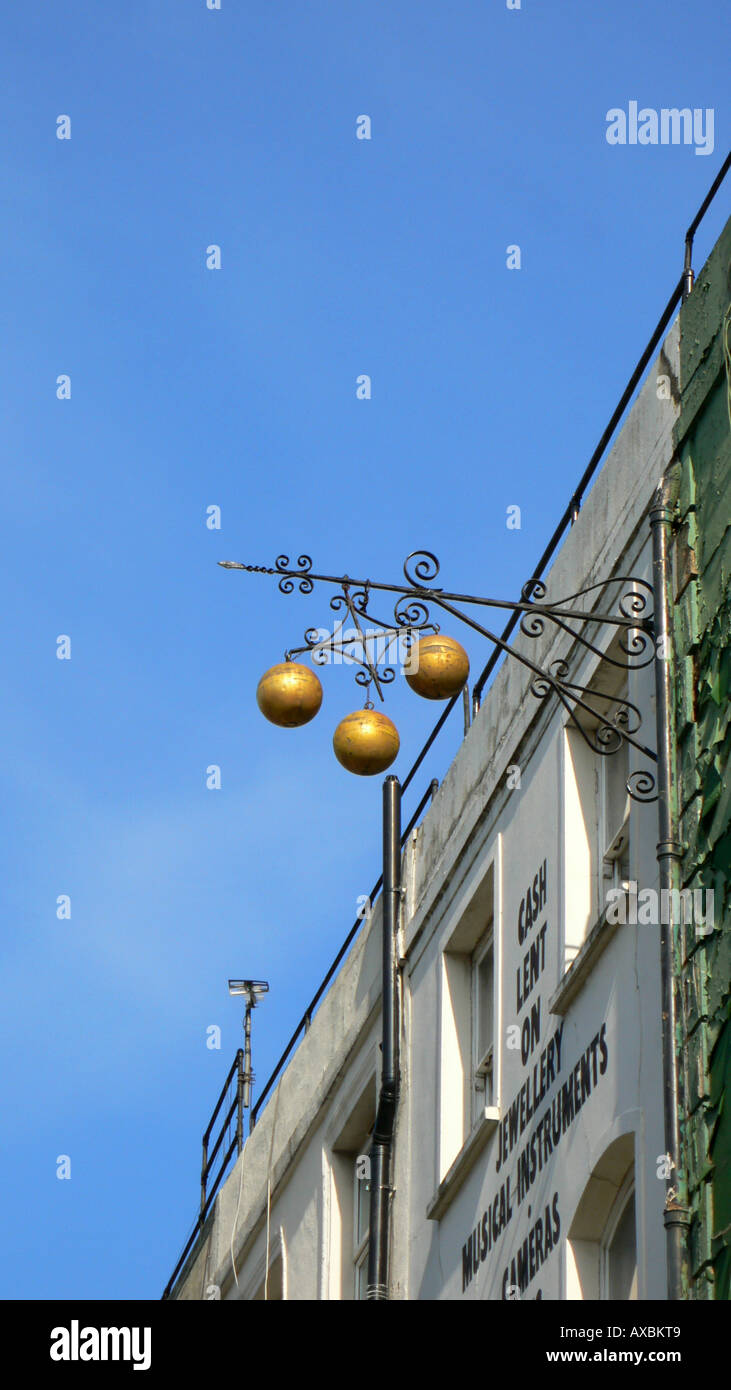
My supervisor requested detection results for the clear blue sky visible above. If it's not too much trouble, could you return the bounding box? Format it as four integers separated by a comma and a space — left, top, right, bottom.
1, 1, 727, 1299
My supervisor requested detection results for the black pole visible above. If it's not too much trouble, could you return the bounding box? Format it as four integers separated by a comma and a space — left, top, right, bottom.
236, 1050, 245, 1156
650, 469, 690, 1299
243, 1002, 256, 1136
367, 775, 401, 1300
200, 1136, 208, 1227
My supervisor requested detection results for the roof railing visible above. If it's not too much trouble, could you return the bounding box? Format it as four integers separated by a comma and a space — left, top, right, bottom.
162, 1049, 245, 1299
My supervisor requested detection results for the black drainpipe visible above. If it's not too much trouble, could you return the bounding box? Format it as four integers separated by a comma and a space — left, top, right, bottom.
367, 775, 401, 1299
650, 465, 690, 1300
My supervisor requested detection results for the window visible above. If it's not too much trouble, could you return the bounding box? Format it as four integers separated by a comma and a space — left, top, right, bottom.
353, 1161, 370, 1299
439, 859, 498, 1178
602, 1181, 638, 1300
566, 1134, 638, 1299
599, 691, 630, 894
471, 930, 495, 1118
329, 1075, 376, 1299
563, 662, 633, 958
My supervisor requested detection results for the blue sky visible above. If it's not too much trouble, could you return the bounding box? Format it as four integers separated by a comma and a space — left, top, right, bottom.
0, 1, 727, 1299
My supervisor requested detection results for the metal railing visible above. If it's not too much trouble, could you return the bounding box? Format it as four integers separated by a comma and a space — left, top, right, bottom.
472, 152, 730, 713
162, 150, 730, 1298
201, 1049, 245, 1221
162, 1049, 245, 1299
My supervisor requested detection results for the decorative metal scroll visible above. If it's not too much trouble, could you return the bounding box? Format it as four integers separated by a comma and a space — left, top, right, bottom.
219, 549, 659, 801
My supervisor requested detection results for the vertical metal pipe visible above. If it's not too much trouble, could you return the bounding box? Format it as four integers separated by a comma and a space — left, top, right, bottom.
367, 775, 401, 1300
650, 468, 690, 1300
682, 237, 694, 303
243, 1005, 252, 1110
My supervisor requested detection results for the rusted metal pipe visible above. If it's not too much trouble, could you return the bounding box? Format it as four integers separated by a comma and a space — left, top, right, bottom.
650, 465, 690, 1300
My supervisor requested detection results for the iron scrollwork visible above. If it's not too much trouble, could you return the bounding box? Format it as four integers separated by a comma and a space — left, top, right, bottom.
220, 548, 659, 800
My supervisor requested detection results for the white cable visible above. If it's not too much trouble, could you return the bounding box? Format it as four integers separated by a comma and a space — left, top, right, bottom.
228, 1076, 282, 1297
229, 1133, 246, 1290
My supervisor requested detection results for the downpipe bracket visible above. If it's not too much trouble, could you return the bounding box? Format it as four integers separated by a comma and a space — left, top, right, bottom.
365, 1284, 389, 1301
656, 839, 685, 860
663, 1205, 691, 1233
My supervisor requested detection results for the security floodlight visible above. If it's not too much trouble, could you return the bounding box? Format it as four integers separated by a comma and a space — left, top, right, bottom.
228, 979, 269, 1008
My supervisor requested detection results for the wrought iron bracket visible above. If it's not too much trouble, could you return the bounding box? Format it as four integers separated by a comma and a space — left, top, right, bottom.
220, 549, 659, 802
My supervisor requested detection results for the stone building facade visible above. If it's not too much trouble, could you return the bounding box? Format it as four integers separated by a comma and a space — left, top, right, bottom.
167, 217, 730, 1303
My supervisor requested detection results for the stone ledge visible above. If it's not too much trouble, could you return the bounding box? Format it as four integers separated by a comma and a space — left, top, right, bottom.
426, 1107, 500, 1221
549, 908, 623, 1017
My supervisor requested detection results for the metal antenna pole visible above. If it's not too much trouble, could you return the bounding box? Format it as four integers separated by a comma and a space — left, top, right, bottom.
243, 1003, 253, 1111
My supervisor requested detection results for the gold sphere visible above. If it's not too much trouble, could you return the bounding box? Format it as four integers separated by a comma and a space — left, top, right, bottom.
332, 709, 400, 776
404, 633, 470, 700
256, 662, 323, 728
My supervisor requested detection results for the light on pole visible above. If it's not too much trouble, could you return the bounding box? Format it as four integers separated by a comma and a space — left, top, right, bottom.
228, 980, 269, 1121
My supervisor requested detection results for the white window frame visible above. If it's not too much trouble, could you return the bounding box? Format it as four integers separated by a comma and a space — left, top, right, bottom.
562, 657, 634, 958
353, 1159, 370, 1299
324, 1056, 377, 1300
436, 847, 501, 1190
600, 1171, 637, 1301
599, 682, 631, 895
471, 928, 495, 1119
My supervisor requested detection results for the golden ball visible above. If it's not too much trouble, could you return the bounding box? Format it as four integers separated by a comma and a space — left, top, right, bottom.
256, 662, 323, 728
404, 634, 470, 700
332, 709, 400, 776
